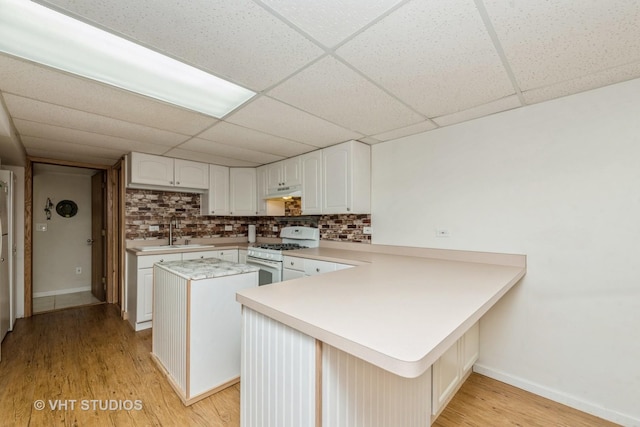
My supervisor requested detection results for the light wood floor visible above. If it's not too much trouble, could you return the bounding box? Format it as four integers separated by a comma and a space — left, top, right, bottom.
0, 304, 618, 427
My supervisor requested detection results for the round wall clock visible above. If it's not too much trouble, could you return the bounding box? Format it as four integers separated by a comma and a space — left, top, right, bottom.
56, 200, 78, 218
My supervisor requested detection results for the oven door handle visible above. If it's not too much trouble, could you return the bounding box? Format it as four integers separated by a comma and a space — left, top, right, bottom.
246, 257, 281, 269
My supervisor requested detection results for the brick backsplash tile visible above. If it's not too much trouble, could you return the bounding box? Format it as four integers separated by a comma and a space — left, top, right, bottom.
125, 189, 371, 243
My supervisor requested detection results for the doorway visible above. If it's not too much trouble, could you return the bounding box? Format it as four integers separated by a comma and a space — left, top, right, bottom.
24, 158, 121, 317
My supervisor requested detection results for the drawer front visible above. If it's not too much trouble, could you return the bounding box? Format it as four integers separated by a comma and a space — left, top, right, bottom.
137, 253, 182, 269
283, 256, 305, 272
182, 250, 220, 261
304, 259, 337, 276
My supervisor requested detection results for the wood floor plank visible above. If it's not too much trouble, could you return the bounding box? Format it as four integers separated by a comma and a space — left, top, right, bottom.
0, 304, 619, 427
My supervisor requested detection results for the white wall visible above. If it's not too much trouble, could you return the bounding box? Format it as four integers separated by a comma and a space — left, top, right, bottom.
372, 78, 640, 426
33, 172, 92, 296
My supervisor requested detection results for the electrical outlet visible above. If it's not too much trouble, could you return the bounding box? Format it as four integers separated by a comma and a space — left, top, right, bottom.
224, 225, 232, 231
272, 226, 278, 232
75, 267, 82, 274
36, 223, 47, 232
363, 226, 372, 235
149, 225, 159, 232
436, 228, 450, 238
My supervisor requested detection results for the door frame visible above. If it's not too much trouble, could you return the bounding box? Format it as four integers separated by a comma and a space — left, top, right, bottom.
24, 156, 120, 317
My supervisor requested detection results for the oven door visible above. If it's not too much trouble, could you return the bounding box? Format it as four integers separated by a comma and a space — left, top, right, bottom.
246, 256, 282, 286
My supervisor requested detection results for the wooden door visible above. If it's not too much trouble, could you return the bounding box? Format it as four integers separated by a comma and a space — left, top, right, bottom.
91, 172, 106, 301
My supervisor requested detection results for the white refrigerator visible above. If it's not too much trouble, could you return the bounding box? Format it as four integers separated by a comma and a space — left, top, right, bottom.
0, 170, 12, 351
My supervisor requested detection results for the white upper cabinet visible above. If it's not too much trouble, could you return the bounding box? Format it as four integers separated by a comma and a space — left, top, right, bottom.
201, 164, 230, 216
266, 157, 302, 191
300, 150, 322, 215
322, 140, 370, 214
230, 168, 257, 216
257, 165, 284, 216
127, 152, 208, 191
174, 159, 209, 189
282, 157, 302, 187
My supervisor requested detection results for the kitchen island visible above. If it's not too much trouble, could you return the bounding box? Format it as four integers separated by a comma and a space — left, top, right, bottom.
152, 258, 258, 405
236, 246, 526, 426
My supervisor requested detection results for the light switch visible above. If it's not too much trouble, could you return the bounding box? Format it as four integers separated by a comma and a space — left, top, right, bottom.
36, 223, 47, 232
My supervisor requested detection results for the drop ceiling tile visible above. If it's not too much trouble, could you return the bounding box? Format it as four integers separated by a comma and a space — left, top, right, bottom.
38, 0, 324, 91
336, 0, 514, 117
14, 119, 168, 156
198, 122, 316, 157
0, 54, 218, 134
522, 61, 640, 105
483, 0, 640, 90
258, 0, 404, 47
165, 148, 260, 167
4, 94, 188, 147
226, 96, 362, 147
432, 95, 521, 127
22, 136, 123, 163
268, 56, 425, 135
179, 137, 284, 164
372, 120, 438, 142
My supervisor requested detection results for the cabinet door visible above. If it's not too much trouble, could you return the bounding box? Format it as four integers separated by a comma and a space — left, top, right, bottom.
266, 162, 283, 188
256, 165, 269, 215
137, 268, 154, 322
130, 152, 174, 186
322, 143, 351, 214
201, 165, 230, 215
174, 159, 209, 189
283, 256, 304, 272
432, 341, 461, 416
230, 168, 257, 216
217, 250, 239, 263
282, 157, 301, 187
301, 151, 322, 215
461, 322, 480, 373
283, 268, 305, 281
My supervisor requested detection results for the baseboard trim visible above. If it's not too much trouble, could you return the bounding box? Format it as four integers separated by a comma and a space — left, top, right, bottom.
473, 364, 639, 427
33, 286, 91, 298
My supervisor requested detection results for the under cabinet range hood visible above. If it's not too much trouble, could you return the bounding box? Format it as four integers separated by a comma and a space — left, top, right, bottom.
264, 184, 301, 199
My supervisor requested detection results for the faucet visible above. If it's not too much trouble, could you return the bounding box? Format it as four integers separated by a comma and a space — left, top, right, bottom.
168, 215, 178, 245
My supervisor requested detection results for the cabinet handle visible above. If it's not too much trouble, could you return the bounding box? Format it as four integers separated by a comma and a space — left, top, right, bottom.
211, 210, 215, 214
160, 259, 164, 262
200, 256, 204, 259
176, 181, 180, 185
347, 207, 351, 211
316, 268, 320, 272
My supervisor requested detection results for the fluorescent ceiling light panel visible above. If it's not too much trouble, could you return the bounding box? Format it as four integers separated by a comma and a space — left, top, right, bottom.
0, 0, 255, 118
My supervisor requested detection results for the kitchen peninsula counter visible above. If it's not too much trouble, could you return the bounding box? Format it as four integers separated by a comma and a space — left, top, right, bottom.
236, 245, 526, 426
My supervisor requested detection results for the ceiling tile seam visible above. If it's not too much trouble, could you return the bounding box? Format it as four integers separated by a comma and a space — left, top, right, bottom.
181, 129, 320, 155
473, 0, 525, 106
12, 117, 181, 148
329, 52, 439, 131
0, 87, 199, 140
518, 58, 640, 100
159, 147, 261, 167
189, 96, 323, 151
169, 137, 286, 164
21, 136, 124, 156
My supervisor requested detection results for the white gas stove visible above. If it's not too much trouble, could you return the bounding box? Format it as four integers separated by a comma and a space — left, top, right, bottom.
246, 226, 319, 285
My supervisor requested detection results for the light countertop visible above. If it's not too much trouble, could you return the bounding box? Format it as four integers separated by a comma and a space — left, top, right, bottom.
155, 258, 258, 281
236, 245, 526, 378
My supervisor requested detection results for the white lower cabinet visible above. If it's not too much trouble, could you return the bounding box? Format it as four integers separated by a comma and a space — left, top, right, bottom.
127, 252, 181, 331
431, 322, 479, 420
282, 256, 353, 281
128, 249, 241, 331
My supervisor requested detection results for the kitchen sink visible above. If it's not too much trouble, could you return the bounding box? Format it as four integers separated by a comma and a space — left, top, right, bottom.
135, 244, 215, 251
